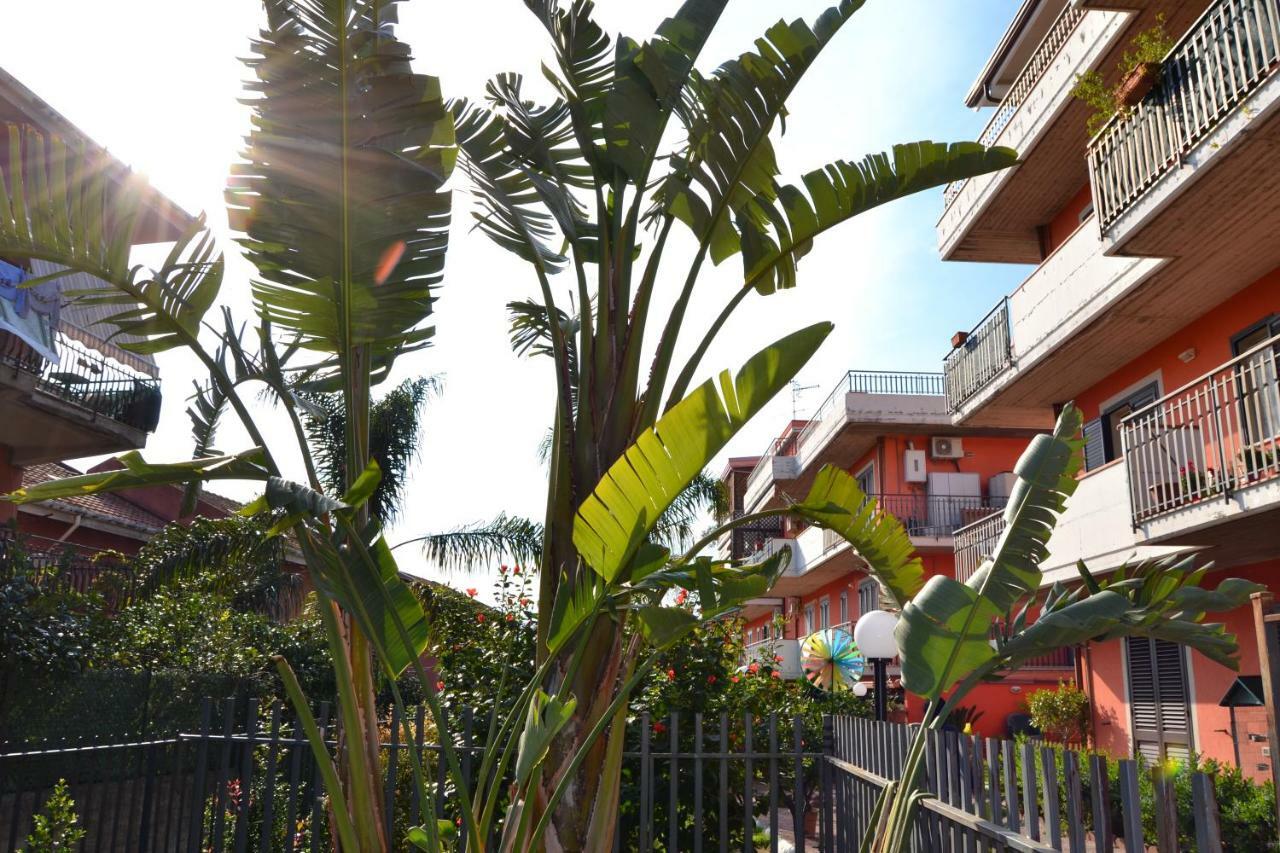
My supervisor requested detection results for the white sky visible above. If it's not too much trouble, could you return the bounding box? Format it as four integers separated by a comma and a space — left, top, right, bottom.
2, 0, 1029, 593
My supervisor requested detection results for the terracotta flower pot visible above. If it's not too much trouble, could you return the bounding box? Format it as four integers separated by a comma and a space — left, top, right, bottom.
1115, 62, 1161, 108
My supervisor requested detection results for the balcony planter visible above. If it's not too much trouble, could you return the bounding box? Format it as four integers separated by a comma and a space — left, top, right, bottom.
950, 331, 969, 349
1115, 62, 1161, 108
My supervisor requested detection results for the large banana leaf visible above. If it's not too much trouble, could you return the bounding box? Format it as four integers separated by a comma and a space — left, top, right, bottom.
228, 0, 454, 366
523, 0, 614, 161
653, 1, 865, 260
896, 406, 1082, 700
573, 322, 832, 582
786, 466, 924, 610
1, 449, 269, 505
739, 142, 1018, 294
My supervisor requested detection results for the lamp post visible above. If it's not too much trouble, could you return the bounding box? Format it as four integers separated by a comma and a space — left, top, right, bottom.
854, 609, 898, 722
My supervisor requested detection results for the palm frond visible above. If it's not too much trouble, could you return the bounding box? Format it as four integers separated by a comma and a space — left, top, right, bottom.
453, 97, 568, 273
399, 514, 545, 573
650, 2, 865, 257
523, 0, 614, 156
228, 0, 454, 369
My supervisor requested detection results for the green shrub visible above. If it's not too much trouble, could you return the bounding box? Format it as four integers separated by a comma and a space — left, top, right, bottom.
1073, 14, 1177, 136
1025, 681, 1090, 745
21, 779, 85, 852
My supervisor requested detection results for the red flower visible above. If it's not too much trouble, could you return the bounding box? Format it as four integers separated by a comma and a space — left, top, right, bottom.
435, 680, 445, 692
505, 613, 515, 622
499, 564, 508, 574
455, 818, 462, 827
653, 721, 667, 735
465, 588, 478, 598
731, 676, 740, 683
707, 675, 717, 684
666, 668, 677, 681
519, 597, 531, 607
513, 566, 522, 575
747, 663, 760, 674
675, 589, 689, 605
771, 671, 781, 680
774, 654, 784, 663
476, 613, 486, 623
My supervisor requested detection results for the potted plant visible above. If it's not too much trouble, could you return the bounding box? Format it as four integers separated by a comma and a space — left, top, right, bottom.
1073, 14, 1177, 135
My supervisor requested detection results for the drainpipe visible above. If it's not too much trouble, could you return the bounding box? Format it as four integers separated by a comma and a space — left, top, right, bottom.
1083, 642, 1100, 747
55, 513, 83, 543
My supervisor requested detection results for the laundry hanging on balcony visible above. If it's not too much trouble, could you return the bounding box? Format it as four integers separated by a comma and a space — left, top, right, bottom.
0, 259, 59, 364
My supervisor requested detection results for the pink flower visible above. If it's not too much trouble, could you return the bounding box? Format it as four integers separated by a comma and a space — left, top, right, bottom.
666, 668, 677, 681
747, 663, 760, 675
771, 671, 781, 679
476, 613, 486, 623
465, 588, 478, 598
731, 676, 740, 683
774, 655, 784, 663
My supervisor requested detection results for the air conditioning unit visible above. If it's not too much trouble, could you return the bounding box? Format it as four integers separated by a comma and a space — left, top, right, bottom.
930, 436, 965, 459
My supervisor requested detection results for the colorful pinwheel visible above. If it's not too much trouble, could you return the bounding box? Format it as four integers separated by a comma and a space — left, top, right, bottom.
802, 628, 865, 691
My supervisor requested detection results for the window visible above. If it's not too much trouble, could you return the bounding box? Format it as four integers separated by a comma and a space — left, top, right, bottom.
857, 579, 879, 617
854, 462, 876, 498
1126, 637, 1192, 762
1083, 382, 1159, 470
1232, 316, 1280, 451
804, 604, 815, 634
819, 598, 830, 630
839, 591, 849, 626
761, 623, 769, 640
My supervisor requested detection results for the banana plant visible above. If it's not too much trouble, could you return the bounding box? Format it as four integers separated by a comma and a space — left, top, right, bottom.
457, 0, 1017, 845
852, 405, 1263, 853
2, 0, 1021, 849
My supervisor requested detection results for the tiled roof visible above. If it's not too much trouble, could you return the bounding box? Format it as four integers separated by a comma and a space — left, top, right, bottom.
21, 461, 168, 533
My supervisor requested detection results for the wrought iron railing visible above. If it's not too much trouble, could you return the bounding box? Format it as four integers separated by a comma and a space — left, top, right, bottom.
943, 298, 1012, 411
728, 516, 785, 561
944, 4, 1087, 207
37, 334, 162, 432
1089, 0, 1280, 229
1121, 334, 1280, 524
953, 509, 1007, 584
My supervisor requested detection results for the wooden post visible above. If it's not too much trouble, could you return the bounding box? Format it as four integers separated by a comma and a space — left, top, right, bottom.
1251, 591, 1280, 837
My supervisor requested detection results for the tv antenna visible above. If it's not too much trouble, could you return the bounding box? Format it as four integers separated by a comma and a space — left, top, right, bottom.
790, 381, 819, 419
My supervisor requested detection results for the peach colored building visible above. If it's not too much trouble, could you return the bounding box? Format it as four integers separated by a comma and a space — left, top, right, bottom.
939, 0, 1280, 779
719, 372, 1061, 738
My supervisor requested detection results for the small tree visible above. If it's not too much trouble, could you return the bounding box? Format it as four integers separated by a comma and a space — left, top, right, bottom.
1025, 680, 1090, 745
22, 779, 85, 852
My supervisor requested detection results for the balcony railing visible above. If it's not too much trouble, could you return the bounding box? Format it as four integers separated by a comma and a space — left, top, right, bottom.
944, 4, 1087, 208
1089, 0, 1280, 229
954, 509, 1007, 584
1121, 334, 1280, 524
874, 493, 1008, 539
37, 334, 162, 433
727, 515, 785, 561
944, 298, 1012, 411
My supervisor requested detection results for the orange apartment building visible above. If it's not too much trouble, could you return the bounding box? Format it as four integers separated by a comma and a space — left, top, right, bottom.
719, 371, 1064, 737
0, 68, 193, 563
938, 0, 1280, 778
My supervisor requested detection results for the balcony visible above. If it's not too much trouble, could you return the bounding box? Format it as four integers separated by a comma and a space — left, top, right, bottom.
744, 637, 802, 680
742, 371, 956, 511
943, 222, 1166, 427
1089, 0, 1280, 255
1119, 335, 1280, 562
954, 509, 1006, 584
939, 5, 1129, 262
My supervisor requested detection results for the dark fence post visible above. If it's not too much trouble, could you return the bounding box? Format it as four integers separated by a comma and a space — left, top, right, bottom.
233, 697, 259, 853
639, 711, 651, 853
1153, 766, 1177, 853
1088, 753, 1111, 851
137, 740, 160, 853
259, 702, 283, 853
187, 698, 213, 852
792, 716, 805, 853
820, 715, 833, 853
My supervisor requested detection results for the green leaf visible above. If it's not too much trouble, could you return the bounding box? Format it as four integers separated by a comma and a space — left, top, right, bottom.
546, 570, 603, 655
739, 142, 1019, 294
1, 449, 268, 505
515, 690, 578, 786
653, 1, 865, 254
307, 523, 431, 679
635, 606, 699, 649
895, 405, 1083, 700
786, 466, 924, 610
227, 1, 454, 366
633, 549, 789, 618
341, 459, 382, 510
574, 322, 832, 582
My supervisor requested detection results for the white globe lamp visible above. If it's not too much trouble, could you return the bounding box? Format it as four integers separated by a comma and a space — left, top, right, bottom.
853, 608, 898, 721
853, 609, 899, 660
851, 681, 868, 698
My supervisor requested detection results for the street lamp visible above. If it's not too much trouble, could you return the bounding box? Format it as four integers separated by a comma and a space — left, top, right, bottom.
854, 609, 898, 722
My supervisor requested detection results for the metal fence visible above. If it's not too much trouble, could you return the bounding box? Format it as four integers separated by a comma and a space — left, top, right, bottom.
1121, 333, 1280, 524
1089, 0, 1280, 230
873, 494, 1008, 540
0, 700, 828, 853
943, 4, 1086, 207
825, 717, 1232, 852
943, 298, 1012, 412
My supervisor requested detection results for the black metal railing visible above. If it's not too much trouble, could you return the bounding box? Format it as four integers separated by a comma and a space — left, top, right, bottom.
0, 698, 828, 853
944, 298, 1013, 412
728, 515, 785, 561
1090, 0, 1280, 229
37, 335, 162, 432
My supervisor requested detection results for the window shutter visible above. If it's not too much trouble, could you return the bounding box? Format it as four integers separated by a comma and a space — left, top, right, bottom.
1126, 636, 1191, 760
1126, 637, 1159, 735
1082, 417, 1106, 471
